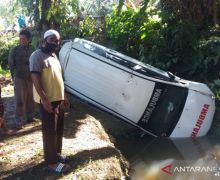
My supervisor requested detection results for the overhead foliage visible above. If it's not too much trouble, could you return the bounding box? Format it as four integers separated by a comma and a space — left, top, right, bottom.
106, 9, 149, 57
0, 34, 18, 69
80, 0, 116, 16
106, 1, 220, 82
0, 0, 19, 27
3, 0, 220, 84
160, 0, 220, 28
15, 0, 35, 14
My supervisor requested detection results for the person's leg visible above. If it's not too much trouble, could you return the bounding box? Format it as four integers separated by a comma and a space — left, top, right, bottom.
0, 99, 4, 119
40, 102, 70, 173
55, 103, 71, 163
0, 91, 5, 128
25, 79, 36, 122
0, 115, 3, 129
39, 103, 58, 165
56, 104, 64, 154
14, 77, 25, 127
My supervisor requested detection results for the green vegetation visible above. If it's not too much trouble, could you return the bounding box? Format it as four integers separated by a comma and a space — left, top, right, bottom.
1, 0, 220, 98
0, 34, 19, 70
106, 7, 220, 82
105, 1, 220, 99
0, 67, 10, 77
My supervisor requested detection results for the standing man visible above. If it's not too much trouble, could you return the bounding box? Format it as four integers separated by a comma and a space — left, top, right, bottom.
8, 30, 35, 128
29, 29, 70, 173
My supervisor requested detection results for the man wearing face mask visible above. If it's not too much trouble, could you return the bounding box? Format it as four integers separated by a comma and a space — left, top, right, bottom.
8, 30, 36, 128
29, 29, 70, 173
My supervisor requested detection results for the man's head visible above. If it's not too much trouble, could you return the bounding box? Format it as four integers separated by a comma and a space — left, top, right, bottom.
19, 30, 31, 46
42, 29, 60, 53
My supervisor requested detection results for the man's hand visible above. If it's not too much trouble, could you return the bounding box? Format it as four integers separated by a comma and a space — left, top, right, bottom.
64, 95, 70, 108
60, 95, 70, 110
41, 98, 53, 113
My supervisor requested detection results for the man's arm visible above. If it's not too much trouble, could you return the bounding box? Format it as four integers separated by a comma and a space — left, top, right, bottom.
31, 73, 53, 113
8, 48, 15, 78
60, 93, 70, 110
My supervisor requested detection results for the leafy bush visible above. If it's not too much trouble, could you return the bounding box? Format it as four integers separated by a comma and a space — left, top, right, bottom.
60, 18, 80, 40
79, 16, 105, 42
107, 5, 220, 100
138, 18, 167, 68
143, 13, 199, 77
0, 34, 19, 69
194, 36, 220, 81
106, 9, 148, 57
209, 79, 220, 100
106, 8, 220, 81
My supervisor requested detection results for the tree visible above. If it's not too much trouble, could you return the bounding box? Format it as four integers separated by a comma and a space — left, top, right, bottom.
0, 0, 19, 28
161, 0, 220, 28
37, 0, 52, 31
35, 0, 79, 31
15, 0, 35, 15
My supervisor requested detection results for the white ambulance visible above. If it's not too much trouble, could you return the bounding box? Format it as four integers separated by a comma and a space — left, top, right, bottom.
59, 38, 215, 138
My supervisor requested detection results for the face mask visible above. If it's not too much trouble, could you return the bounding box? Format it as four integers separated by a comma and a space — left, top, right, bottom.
41, 42, 58, 53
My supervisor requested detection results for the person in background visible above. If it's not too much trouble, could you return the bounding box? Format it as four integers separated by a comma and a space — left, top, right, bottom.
30, 29, 70, 173
18, 15, 26, 29
8, 30, 36, 128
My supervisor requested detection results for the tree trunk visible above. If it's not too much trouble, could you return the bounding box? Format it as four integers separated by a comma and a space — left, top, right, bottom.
117, 0, 124, 15
39, 0, 52, 31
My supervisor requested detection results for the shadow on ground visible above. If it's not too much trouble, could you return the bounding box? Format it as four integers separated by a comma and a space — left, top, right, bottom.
0, 91, 129, 179
3, 146, 127, 180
